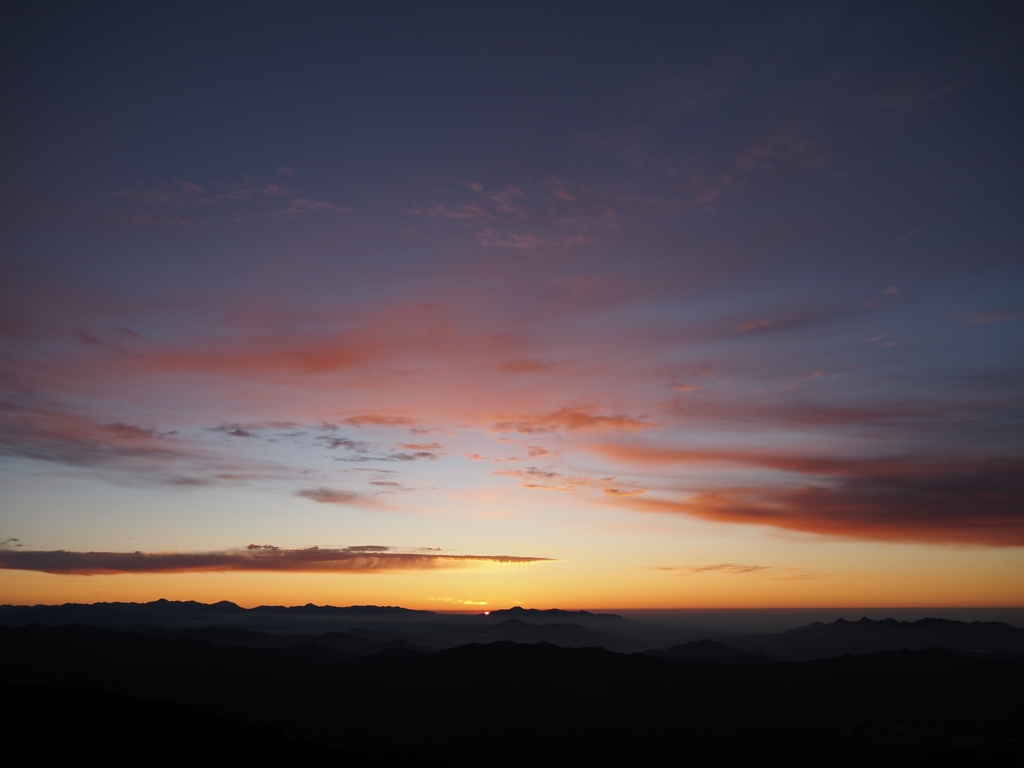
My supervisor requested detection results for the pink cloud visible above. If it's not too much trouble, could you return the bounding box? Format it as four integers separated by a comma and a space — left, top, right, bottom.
494, 407, 646, 434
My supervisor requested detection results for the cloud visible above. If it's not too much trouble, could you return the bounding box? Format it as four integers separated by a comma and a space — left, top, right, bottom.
494, 407, 645, 434
343, 414, 419, 428
593, 442, 1023, 479
862, 286, 898, 309
666, 396, 961, 428
387, 451, 439, 461
79, 331, 379, 378
295, 488, 367, 505
550, 275, 611, 296
497, 359, 553, 374
494, 466, 584, 492
475, 231, 596, 250
0, 544, 553, 575
652, 562, 820, 579
212, 425, 255, 438
0, 398, 264, 486
407, 203, 494, 223
489, 187, 527, 217
429, 597, 489, 605
603, 488, 646, 497
543, 175, 577, 203
405, 176, 612, 254
369, 480, 406, 490
109, 176, 346, 225
965, 308, 1023, 325
684, 563, 772, 574
732, 310, 835, 336
735, 135, 832, 173
317, 436, 374, 453
313, 433, 440, 463
608, 458, 1024, 546
736, 318, 771, 332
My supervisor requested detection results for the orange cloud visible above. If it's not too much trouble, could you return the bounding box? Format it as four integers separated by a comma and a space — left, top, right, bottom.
603, 488, 646, 497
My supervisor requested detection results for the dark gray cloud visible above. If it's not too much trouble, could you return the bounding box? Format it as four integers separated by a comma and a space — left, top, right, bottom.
388, 451, 439, 462
315, 434, 438, 462
318, 436, 374, 452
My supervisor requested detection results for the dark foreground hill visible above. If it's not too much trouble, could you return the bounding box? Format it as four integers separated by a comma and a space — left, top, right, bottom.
645, 639, 773, 663
2, 624, 1023, 766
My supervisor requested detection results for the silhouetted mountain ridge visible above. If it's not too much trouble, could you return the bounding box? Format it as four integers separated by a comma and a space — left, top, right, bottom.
0, 599, 640, 651
4, 602, 1023, 661
730, 615, 1024, 660
486, 606, 627, 624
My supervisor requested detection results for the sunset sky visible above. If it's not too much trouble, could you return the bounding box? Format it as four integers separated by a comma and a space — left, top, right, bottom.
1, 2, 1022, 609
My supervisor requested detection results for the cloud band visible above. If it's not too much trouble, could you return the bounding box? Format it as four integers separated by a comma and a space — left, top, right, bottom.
0, 544, 553, 576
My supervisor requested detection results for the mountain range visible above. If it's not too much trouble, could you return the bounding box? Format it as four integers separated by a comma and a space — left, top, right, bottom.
3, 600, 1022, 660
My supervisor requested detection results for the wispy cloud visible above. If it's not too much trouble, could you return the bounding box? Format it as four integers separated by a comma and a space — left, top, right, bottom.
406, 178, 615, 254
964, 308, 1023, 325
0, 544, 553, 575
109, 175, 346, 226
295, 488, 368, 506
343, 414, 419, 428
494, 406, 645, 434
862, 286, 898, 309
607, 457, 1024, 546
651, 562, 821, 580
0, 398, 271, 487
667, 562, 773, 574
497, 359, 554, 374
603, 488, 646, 497
494, 466, 584, 492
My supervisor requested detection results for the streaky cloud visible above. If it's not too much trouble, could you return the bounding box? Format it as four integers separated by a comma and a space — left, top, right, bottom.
0, 545, 553, 575
295, 488, 367, 505
612, 463, 1024, 546
494, 407, 645, 434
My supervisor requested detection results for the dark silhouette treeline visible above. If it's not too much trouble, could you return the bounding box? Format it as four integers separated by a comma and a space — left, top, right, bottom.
3, 623, 1023, 766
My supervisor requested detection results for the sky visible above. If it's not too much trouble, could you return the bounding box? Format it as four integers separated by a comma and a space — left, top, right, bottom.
1, 1, 1022, 609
